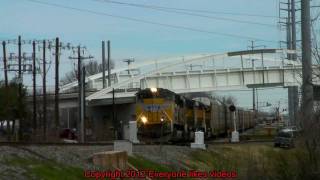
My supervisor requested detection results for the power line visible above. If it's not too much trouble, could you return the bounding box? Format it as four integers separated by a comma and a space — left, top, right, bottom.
23, 0, 278, 43
95, 0, 278, 19
90, 0, 277, 28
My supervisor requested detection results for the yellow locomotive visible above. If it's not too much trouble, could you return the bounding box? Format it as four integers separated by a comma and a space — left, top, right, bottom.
136, 88, 209, 141
135, 88, 255, 142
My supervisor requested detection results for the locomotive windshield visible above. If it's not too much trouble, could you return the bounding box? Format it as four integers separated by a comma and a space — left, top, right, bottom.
136, 88, 175, 100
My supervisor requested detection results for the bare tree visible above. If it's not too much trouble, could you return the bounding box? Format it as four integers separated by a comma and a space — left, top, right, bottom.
60, 60, 115, 85
60, 71, 77, 85
214, 95, 238, 106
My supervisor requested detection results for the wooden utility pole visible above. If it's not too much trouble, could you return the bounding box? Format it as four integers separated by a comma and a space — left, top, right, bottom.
18, 36, 22, 81
290, 0, 298, 126
291, 0, 296, 60
42, 40, 47, 141
69, 46, 93, 142
102, 41, 106, 88
287, 0, 292, 60
17, 35, 22, 137
2, 41, 9, 137
55, 38, 60, 130
107, 40, 111, 87
301, 0, 313, 128
250, 41, 256, 117
77, 46, 82, 141
81, 66, 86, 142
112, 88, 116, 139
32, 41, 37, 130
2, 41, 8, 87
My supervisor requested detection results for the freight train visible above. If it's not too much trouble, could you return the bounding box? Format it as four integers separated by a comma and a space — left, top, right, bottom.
135, 88, 255, 142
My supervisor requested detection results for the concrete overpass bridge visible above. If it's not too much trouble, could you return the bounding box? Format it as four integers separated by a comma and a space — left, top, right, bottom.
56, 48, 320, 140
61, 49, 304, 95
62, 48, 314, 103
59, 48, 320, 117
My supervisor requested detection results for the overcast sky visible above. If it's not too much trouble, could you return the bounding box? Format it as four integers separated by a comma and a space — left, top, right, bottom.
1, 0, 281, 57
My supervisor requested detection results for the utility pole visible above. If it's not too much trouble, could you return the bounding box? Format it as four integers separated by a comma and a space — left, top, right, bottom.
280, 0, 299, 126
250, 41, 256, 117
102, 41, 106, 88
2, 41, 9, 139
247, 41, 266, 120
2, 37, 67, 140
2, 41, 8, 87
290, 0, 298, 126
32, 41, 37, 130
5, 36, 35, 138
77, 46, 82, 142
18, 36, 22, 82
107, 40, 111, 87
69, 46, 93, 143
123, 58, 134, 74
55, 38, 60, 130
301, 0, 314, 129
42, 40, 47, 141
81, 66, 86, 142
112, 88, 117, 139
291, 0, 297, 60
287, 0, 293, 60
17, 35, 22, 138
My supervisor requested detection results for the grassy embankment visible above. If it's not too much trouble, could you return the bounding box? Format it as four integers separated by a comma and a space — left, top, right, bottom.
130, 143, 318, 180
1, 157, 85, 180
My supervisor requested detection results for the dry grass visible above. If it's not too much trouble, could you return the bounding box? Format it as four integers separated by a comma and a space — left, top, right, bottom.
184, 143, 319, 180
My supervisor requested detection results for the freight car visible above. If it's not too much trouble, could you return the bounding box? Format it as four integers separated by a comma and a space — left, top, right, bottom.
135, 88, 255, 142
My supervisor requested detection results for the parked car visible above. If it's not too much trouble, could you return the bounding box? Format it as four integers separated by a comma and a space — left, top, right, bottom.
274, 130, 295, 148
281, 126, 302, 137
287, 126, 302, 134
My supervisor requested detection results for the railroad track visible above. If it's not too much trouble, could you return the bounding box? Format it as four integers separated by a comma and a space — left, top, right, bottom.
0, 142, 113, 146
0, 139, 273, 146
128, 139, 274, 146
206, 139, 273, 145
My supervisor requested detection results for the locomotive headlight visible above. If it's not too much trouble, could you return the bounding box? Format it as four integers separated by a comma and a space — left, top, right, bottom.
141, 116, 148, 124
150, 87, 158, 93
